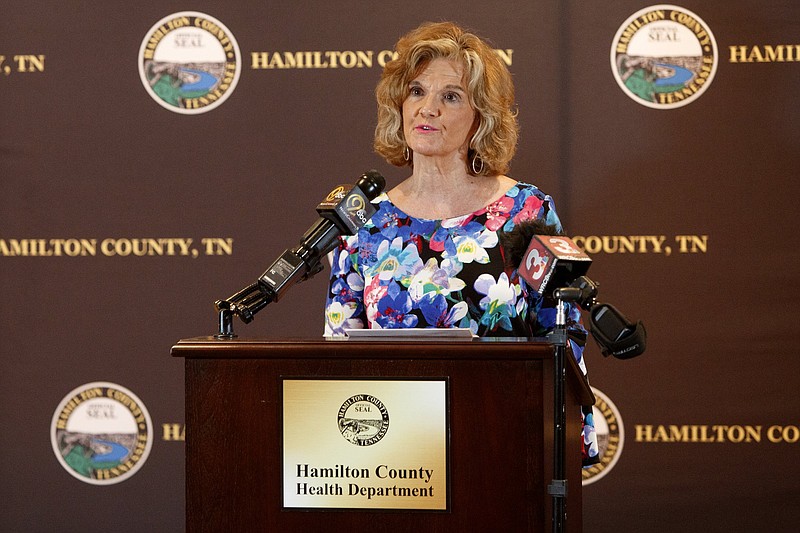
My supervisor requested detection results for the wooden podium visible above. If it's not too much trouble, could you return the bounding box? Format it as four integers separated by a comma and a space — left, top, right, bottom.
172, 337, 592, 532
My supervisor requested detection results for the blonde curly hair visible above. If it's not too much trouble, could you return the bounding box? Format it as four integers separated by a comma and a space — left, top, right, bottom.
374, 22, 519, 176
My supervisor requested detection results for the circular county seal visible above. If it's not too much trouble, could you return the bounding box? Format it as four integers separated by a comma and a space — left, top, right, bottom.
611, 5, 717, 109
51, 382, 153, 485
582, 387, 624, 485
338, 394, 390, 446
138, 11, 241, 114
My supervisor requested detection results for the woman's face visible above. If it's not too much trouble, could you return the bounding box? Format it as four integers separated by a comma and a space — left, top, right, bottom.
402, 57, 476, 162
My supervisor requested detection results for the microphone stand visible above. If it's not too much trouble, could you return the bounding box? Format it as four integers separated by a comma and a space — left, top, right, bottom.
539, 272, 642, 530
547, 278, 598, 533
547, 296, 569, 533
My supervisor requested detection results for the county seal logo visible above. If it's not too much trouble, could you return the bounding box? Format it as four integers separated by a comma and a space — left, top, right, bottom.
611, 5, 717, 109
338, 394, 390, 446
582, 387, 624, 485
138, 12, 241, 114
51, 382, 153, 485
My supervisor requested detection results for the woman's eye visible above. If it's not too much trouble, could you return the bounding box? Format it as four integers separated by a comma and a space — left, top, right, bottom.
444, 92, 461, 102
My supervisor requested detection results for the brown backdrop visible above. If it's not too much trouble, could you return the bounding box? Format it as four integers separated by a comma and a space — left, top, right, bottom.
2, 1, 798, 531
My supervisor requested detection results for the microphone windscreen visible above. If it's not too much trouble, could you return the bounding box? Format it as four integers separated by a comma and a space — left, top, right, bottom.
499, 219, 564, 268
357, 170, 386, 200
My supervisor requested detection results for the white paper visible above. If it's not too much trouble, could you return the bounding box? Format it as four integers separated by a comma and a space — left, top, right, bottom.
344, 328, 475, 339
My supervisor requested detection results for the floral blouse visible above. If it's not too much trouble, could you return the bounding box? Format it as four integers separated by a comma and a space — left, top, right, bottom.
323, 181, 599, 466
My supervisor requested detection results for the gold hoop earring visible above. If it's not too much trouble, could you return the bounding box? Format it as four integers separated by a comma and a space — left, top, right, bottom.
471, 154, 484, 175
403, 146, 411, 162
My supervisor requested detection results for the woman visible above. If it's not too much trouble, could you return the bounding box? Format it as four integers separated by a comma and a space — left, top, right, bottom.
324, 21, 599, 466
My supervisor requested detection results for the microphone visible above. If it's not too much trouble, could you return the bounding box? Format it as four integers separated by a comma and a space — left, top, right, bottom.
553, 275, 646, 359
500, 219, 591, 297
588, 301, 647, 359
216, 170, 386, 325
500, 219, 646, 359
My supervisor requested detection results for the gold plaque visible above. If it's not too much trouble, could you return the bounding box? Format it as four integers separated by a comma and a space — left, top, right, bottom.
282, 379, 448, 510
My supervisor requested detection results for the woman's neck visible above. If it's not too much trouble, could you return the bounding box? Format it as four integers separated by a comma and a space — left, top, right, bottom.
388, 167, 516, 220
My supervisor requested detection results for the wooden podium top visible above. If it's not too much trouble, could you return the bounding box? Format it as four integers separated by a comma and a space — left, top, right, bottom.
172, 335, 551, 359
172, 336, 594, 405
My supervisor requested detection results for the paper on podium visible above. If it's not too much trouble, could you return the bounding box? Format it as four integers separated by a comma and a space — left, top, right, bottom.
344, 327, 475, 339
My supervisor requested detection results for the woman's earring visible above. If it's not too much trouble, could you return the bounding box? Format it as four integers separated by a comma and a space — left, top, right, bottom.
471, 154, 484, 175
403, 146, 411, 162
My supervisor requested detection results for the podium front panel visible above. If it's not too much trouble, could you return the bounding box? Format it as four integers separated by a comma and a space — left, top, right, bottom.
172, 337, 587, 532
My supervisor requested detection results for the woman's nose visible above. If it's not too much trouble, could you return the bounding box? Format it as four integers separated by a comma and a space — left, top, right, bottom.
419, 96, 439, 117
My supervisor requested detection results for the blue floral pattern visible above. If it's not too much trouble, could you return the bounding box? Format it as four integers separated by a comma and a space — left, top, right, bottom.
324, 181, 599, 466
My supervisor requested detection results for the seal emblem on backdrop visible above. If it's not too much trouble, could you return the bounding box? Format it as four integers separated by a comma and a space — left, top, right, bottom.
138, 11, 241, 114
338, 394, 390, 446
611, 5, 717, 109
51, 382, 153, 485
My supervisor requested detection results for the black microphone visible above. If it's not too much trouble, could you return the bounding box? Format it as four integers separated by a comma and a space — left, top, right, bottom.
588, 301, 647, 359
216, 170, 386, 324
500, 219, 646, 359
553, 274, 646, 359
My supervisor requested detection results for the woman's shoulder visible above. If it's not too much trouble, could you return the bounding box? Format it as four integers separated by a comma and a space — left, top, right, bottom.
505, 180, 544, 197
498, 179, 563, 230
501, 180, 553, 209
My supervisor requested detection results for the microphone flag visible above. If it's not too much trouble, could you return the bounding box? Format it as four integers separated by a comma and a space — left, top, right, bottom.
517, 235, 592, 295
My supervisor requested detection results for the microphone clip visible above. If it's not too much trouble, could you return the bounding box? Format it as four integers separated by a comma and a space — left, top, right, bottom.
553, 276, 598, 309
214, 282, 274, 338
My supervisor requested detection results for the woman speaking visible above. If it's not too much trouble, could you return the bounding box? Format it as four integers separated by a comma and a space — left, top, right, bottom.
324, 21, 599, 466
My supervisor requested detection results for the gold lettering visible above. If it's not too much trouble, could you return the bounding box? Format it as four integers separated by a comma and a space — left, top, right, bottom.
748, 46, 765, 63
143, 18, 191, 60
14, 54, 45, 72
675, 235, 708, 253
495, 49, 513, 66
763, 45, 785, 62
56, 396, 84, 430
645, 10, 666, 23
729, 45, 748, 63
251, 49, 514, 70
729, 44, 800, 63
312, 51, 327, 68
80, 388, 103, 400
201, 237, 233, 255
0, 237, 224, 258
767, 425, 800, 443
281, 52, 304, 68
251, 52, 269, 69
783, 426, 800, 443
99, 238, 195, 256
0, 239, 98, 256
636, 424, 765, 443
168, 16, 191, 30
571, 235, 673, 254
616, 21, 643, 55
162, 423, 186, 441
271, 53, 287, 68
378, 50, 397, 67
